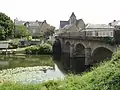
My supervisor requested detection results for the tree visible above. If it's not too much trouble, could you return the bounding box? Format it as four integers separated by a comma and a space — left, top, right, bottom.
15, 25, 30, 38
0, 26, 5, 40
0, 12, 14, 40
44, 26, 55, 39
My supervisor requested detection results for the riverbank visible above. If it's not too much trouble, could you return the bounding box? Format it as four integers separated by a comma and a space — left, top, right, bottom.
0, 43, 52, 55
0, 51, 120, 90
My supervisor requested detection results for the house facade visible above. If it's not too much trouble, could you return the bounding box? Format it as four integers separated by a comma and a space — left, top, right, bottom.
84, 24, 114, 37
25, 20, 55, 37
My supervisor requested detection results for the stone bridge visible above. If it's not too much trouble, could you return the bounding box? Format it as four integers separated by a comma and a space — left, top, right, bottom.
53, 31, 119, 72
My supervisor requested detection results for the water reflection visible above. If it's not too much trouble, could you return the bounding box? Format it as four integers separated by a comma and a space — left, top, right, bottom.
0, 61, 9, 66
0, 55, 65, 84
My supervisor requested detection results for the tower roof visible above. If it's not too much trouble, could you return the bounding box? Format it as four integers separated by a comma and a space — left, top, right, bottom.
70, 12, 76, 18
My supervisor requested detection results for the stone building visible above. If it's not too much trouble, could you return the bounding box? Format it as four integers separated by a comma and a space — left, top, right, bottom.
14, 18, 26, 25
24, 20, 55, 37
59, 12, 85, 32
84, 20, 120, 37
84, 24, 114, 37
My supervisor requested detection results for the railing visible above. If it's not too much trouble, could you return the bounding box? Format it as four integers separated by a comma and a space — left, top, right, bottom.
58, 31, 115, 44
59, 30, 113, 37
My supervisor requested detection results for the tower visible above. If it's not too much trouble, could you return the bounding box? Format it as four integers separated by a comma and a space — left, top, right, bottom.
69, 12, 77, 25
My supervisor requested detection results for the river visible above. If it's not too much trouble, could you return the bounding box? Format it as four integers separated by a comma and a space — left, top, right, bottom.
0, 55, 65, 84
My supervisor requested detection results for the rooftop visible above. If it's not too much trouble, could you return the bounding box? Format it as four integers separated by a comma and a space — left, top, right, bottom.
86, 24, 114, 29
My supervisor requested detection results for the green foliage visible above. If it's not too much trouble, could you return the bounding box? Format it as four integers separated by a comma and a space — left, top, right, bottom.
15, 25, 30, 38
8, 44, 18, 49
0, 12, 14, 40
25, 43, 52, 54
46, 40, 53, 45
44, 26, 55, 39
27, 36, 32, 41
0, 27, 5, 40
8, 39, 20, 49
103, 37, 115, 45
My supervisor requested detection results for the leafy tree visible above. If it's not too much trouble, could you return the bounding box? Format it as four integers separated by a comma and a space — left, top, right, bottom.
0, 26, 5, 40
0, 12, 14, 40
15, 25, 30, 38
44, 26, 55, 39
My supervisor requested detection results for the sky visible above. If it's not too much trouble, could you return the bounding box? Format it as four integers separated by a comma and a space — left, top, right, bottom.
0, 0, 120, 28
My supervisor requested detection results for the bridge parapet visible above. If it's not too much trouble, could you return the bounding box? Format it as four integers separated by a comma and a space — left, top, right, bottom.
59, 31, 86, 37
59, 34, 115, 45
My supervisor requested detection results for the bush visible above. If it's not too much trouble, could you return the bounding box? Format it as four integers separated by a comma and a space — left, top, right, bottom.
103, 37, 115, 45
25, 43, 52, 54
8, 44, 18, 49
46, 40, 53, 45
8, 39, 20, 49
27, 36, 32, 41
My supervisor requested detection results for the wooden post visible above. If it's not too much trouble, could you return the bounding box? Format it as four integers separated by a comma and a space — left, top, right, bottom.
6, 47, 7, 55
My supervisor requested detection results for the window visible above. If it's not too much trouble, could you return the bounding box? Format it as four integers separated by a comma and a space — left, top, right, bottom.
111, 32, 113, 37
33, 29, 35, 33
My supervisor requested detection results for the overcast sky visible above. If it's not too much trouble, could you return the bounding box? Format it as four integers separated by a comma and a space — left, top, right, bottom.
0, 0, 120, 28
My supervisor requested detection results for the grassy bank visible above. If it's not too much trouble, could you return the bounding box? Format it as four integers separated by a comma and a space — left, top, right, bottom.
1, 51, 120, 90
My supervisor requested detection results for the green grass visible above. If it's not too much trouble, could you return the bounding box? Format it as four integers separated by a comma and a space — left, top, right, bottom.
1, 51, 120, 90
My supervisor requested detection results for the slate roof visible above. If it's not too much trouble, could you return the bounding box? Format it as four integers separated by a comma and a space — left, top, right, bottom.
76, 19, 83, 26
28, 21, 40, 27
60, 19, 84, 29
15, 20, 26, 25
62, 24, 72, 29
60, 21, 69, 28
86, 24, 114, 29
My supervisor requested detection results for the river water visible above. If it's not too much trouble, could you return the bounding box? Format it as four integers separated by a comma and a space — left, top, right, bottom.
0, 55, 65, 84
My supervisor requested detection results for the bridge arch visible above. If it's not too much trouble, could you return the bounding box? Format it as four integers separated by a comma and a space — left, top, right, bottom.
64, 41, 71, 68
53, 39, 61, 60
64, 41, 71, 52
74, 42, 87, 49
72, 43, 85, 72
74, 43, 85, 56
91, 47, 113, 64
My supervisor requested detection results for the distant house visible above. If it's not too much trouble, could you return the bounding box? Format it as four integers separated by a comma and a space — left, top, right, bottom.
14, 18, 26, 25
25, 20, 55, 37
84, 20, 120, 37
84, 24, 114, 37
14, 18, 55, 37
59, 12, 85, 32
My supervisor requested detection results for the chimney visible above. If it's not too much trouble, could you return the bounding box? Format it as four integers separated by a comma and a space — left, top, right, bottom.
113, 20, 116, 22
